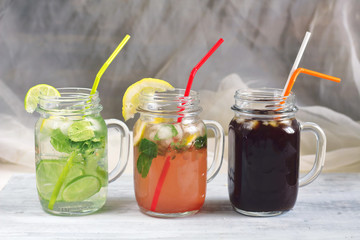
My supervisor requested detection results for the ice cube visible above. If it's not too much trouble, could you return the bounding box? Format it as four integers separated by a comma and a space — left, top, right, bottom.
235, 117, 245, 124
173, 123, 183, 140
182, 124, 198, 136
143, 124, 159, 141
244, 120, 259, 130
280, 120, 291, 126
196, 122, 206, 136
269, 121, 279, 127
155, 124, 177, 140
60, 120, 74, 135
157, 138, 173, 153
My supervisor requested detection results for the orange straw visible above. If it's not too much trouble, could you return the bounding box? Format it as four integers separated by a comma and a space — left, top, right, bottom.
283, 68, 341, 96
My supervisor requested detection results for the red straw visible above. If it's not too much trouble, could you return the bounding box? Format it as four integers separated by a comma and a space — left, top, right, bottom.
150, 38, 224, 212
150, 156, 171, 211
177, 38, 224, 122
184, 38, 224, 97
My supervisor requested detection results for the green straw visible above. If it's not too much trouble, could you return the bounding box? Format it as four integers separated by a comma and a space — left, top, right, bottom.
91, 34, 131, 94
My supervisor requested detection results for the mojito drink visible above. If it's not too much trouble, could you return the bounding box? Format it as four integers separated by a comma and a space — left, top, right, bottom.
35, 114, 108, 215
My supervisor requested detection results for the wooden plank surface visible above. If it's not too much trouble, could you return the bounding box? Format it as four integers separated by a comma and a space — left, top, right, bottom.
0, 173, 359, 239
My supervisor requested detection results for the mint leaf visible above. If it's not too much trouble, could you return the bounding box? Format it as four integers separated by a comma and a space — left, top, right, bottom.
137, 138, 158, 178
194, 135, 207, 149
170, 125, 178, 137
139, 138, 158, 158
171, 141, 186, 151
50, 129, 73, 153
137, 153, 152, 178
68, 121, 95, 142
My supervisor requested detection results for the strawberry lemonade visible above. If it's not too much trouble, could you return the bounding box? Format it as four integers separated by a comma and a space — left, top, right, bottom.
123, 79, 224, 217
133, 119, 208, 214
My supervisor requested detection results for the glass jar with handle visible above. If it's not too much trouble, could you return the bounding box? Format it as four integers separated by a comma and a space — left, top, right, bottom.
228, 88, 326, 216
133, 88, 225, 217
35, 87, 130, 215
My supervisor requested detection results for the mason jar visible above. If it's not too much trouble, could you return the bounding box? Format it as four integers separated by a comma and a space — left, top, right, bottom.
35, 87, 130, 215
133, 88, 225, 218
228, 88, 326, 217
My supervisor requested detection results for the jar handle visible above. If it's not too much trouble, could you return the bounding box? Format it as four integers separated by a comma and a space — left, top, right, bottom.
204, 120, 225, 183
105, 119, 131, 183
299, 122, 327, 187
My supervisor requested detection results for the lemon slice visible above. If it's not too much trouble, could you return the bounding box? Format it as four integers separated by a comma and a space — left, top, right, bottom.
133, 119, 147, 146
152, 117, 173, 124
184, 134, 197, 146
24, 84, 60, 113
122, 78, 174, 121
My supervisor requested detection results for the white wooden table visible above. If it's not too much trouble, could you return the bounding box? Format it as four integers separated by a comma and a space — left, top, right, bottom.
0, 173, 359, 239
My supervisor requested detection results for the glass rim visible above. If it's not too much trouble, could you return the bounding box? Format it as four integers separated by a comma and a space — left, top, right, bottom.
137, 88, 202, 116
38, 87, 99, 102
234, 88, 295, 101
37, 87, 102, 115
139, 88, 199, 101
232, 88, 297, 117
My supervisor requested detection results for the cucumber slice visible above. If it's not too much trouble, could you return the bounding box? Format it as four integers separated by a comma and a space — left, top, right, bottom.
60, 164, 85, 197
36, 160, 85, 201
36, 160, 66, 200
62, 175, 101, 202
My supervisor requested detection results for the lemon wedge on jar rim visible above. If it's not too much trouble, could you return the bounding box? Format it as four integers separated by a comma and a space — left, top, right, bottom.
24, 84, 60, 113
122, 78, 174, 145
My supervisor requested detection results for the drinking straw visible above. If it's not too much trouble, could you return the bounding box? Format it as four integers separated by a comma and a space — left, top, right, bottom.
184, 38, 224, 97
91, 34, 131, 95
150, 38, 224, 212
48, 35, 131, 209
282, 68, 341, 97
150, 155, 171, 211
282, 31, 311, 96
178, 38, 224, 122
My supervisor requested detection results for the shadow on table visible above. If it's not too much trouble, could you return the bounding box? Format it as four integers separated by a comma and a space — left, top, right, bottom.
96, 196, 138, 215
97, 196, 245, 217
199, 199, 244, 217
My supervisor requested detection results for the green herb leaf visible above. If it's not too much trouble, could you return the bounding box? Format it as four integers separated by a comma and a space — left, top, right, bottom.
171, 141, 186, 151
194, 135, 207, 149
139, 138, 158, 158
137, 153, 153, 178
50, 129, 73, 153
68, 121, 95, 142
137, 138, 158, 178
171, 125, 178, 137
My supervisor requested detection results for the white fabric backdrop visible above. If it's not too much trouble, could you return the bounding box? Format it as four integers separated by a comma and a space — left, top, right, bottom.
0, 0, 359, 172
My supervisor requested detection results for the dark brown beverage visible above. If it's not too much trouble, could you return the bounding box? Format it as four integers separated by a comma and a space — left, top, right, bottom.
228, 118, 300, 213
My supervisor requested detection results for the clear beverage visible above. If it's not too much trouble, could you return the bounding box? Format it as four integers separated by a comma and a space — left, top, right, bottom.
134, 119, 208, 216
35, 114, 108, 215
